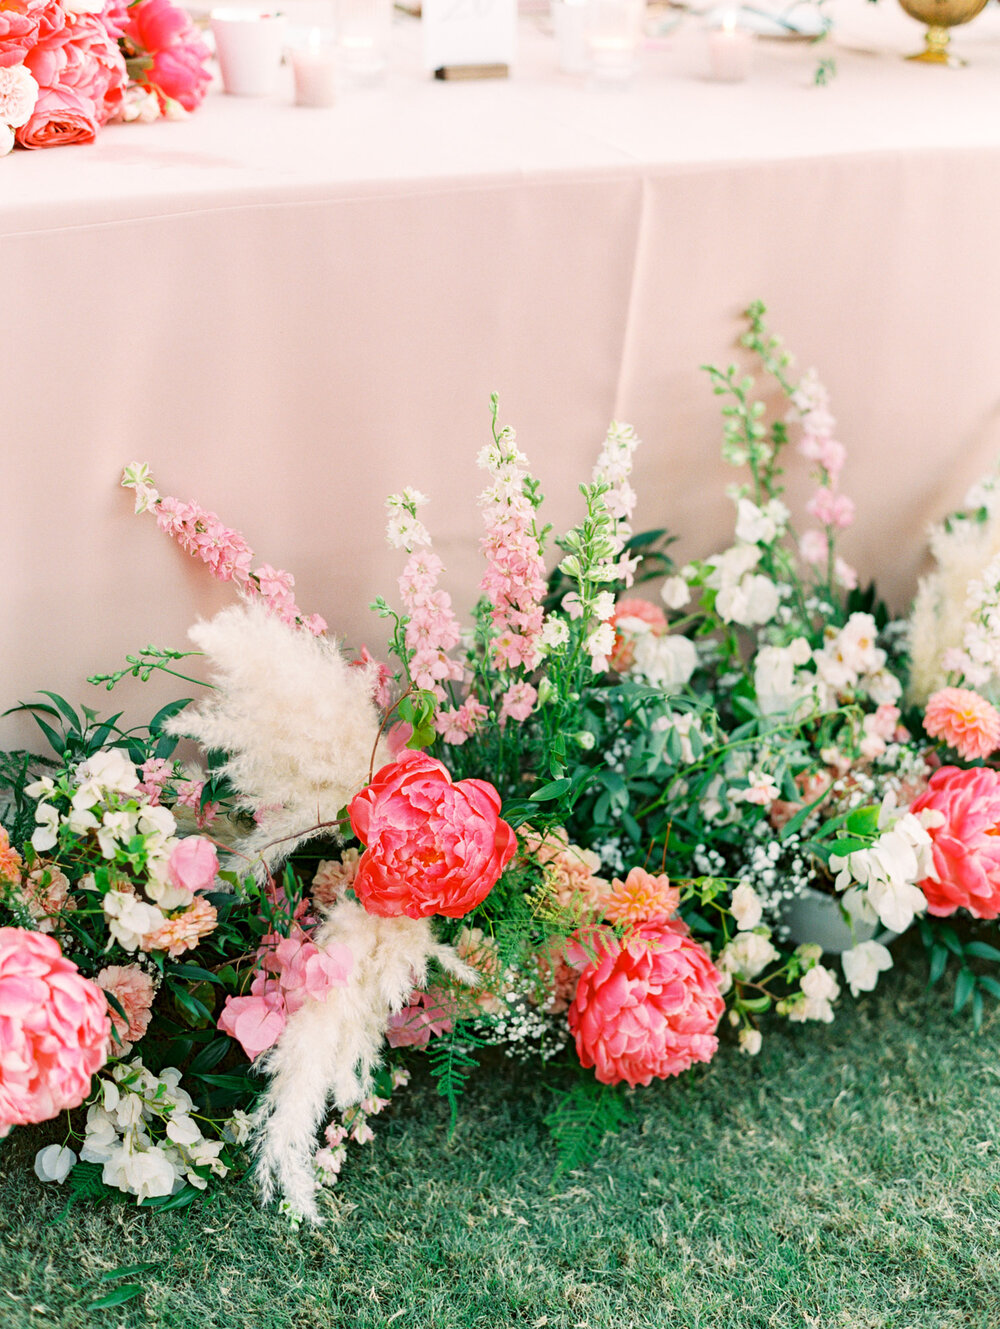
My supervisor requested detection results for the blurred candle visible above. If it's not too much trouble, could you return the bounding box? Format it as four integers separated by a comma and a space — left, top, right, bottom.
707, 10, 753, 82
292, 28, 337, 106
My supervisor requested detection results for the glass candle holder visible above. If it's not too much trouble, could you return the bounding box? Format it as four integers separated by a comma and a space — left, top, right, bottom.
335, 0, 392, 83
291, 27, 337, 105
706, 10, 754, 82
584, 0, 644, 82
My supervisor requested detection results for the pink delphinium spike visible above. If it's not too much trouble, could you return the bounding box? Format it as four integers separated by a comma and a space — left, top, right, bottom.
122, 464, 326, 634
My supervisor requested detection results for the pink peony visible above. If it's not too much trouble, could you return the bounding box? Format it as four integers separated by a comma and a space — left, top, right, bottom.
609, 598, 667, 672
123, 0, 211, 113
166, 836, 219, 894
348, 752, 517, 919
385, 989, 456, 1048
567, 924, 724, 1088
97, 963, 155, 1051
923, 687, 1000, 762
0, 927, 110, 1132
18, 12, 126, 148
0, 0, 60, 68
911, 766, 1000, 919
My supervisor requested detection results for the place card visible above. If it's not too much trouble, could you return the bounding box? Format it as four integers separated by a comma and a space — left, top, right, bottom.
422, 0, 516, 75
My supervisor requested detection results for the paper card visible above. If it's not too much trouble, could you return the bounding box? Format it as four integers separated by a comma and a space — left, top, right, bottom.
422, 0, 517, 71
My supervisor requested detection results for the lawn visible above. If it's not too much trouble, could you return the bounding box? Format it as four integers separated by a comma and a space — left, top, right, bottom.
3, 942, 999, 1329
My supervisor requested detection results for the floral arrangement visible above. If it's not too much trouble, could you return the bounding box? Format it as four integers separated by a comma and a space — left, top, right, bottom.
0, 0, 210, 153
6, 304, 1000, 1225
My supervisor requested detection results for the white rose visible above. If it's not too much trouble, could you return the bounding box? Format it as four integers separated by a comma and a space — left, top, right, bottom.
718, 931, 779, 980
76, 749, 140, 795
33, 1144, 77, 1184
0, 122, 14, 158
31, 803, 60, 853
103, 891, 165, 952
841, 941, 893, 997
730, 882, 763, 932
735, 498, 777, 546
738, 1028, 763, 1056
660, 576, 691, 611
633, 633, 697, 693
0, 64, 38, 129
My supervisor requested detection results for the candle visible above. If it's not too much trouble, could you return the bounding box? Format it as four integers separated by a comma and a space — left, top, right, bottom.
584, 0, 644, 82
292, 29, 337, 107
706, 10, 753, 82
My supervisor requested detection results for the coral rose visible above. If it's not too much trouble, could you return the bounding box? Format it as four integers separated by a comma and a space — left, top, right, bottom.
124, 0, 211, 112
910, 766, 1000, 919
567, 924, 724, 1087
348, 751, 516, 919
923, 687, 1000, 762
0, 927, 110, 1132
609, 598, 667, 672
17, 12, 126, 148
0, 0, 61, 68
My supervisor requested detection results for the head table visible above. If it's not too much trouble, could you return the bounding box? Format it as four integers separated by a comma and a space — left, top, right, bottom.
3, 0, 1000, 743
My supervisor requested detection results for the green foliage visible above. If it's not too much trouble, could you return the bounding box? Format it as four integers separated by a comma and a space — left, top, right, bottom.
919, 916, 1000, 1030
425, 1023, 492, 1132
544, 1078, 631, 1177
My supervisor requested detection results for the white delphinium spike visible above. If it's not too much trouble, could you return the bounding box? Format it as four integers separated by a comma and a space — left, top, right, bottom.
253, 897, 477, 1221
166, 601, 385, 875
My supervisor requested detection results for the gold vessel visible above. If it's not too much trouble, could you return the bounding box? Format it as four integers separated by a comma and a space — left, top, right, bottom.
897, 0, 990, 65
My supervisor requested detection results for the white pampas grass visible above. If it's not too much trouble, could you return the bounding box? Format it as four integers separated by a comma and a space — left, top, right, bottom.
253, 896, 477, 1221
909, 507, 1000, 705
166, 602, 385, 874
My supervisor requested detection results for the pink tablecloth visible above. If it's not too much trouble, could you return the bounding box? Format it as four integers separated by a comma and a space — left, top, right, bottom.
4, 0, 1000, 745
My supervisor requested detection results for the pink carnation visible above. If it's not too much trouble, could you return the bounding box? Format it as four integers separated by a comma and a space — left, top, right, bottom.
0, 927, 110, 1133
923, 687, 1000, 762
910, 766, 1000, 919
0, 828, 23, 885
141, 895, 217, 957
567, 924, 724, 1088
97, 963, 155, 1052
21, 864, 72, 933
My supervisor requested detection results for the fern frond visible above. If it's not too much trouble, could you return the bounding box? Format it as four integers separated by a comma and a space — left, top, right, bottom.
544, 1078, 630, 1177
426, 1023, 491, 1133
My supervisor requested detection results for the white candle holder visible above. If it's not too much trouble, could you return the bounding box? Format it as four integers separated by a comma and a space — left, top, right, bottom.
291, 27, 338, 106
210, 8, 287, 97
584, 0, 644, 83
706, 10, 754, 82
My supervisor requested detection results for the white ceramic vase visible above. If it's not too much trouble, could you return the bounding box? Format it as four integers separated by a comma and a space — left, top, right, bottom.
781, 885, 899, 956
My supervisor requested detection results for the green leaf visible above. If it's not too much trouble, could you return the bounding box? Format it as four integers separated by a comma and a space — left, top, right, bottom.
977, 974, 1000, 1000
99, 1262, 161, 1282
778, 789, 832, 841
530, 778, 572, 802
545, 1080, 631, 1178
85, 1286, 144, 1310
844, 806, 881, 837
954, 968, 976, 1013
928, 945, 949, 987
36, 691, 81, 731
964, 941, 1000, 963
188, 1037, 232, 1074
171, 964, 224, 986
139, 1184, 201, 1211
149, 698, 193, 733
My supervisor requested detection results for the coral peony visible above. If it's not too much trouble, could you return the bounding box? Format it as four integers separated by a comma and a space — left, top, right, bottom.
923, 687, 1000, 762
348, 751, 516, 919
910, 766, 1000, 919
567, 924, 724, 1087
0, 927, 110, 1132
123, 0, 211, 112
97, 963, 155, 1051
609, 598, 667, 672
602, 867, 681, 927
0, 0, 60, 69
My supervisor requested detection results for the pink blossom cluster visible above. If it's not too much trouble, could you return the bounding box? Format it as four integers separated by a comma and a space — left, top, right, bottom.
137, 757, 172, 803
125, 472, 327, 635
217, 929, 353, 1061
790, 370, 857, 585
398, 548, 464, 700
434, 696, 488, 746
477, 431, 547, 672
174, 778, 220, 829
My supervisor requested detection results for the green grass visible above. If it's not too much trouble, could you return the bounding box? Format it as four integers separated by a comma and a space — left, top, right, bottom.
3, 943, 1000, 1329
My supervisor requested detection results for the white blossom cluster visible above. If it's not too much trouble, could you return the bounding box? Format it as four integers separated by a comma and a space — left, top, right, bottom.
829, 793, 943, 934
941, 549, 1000, 689
35, 1061, 229, 1201
476, 987, 571, 1062
384, 488, 432, 551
